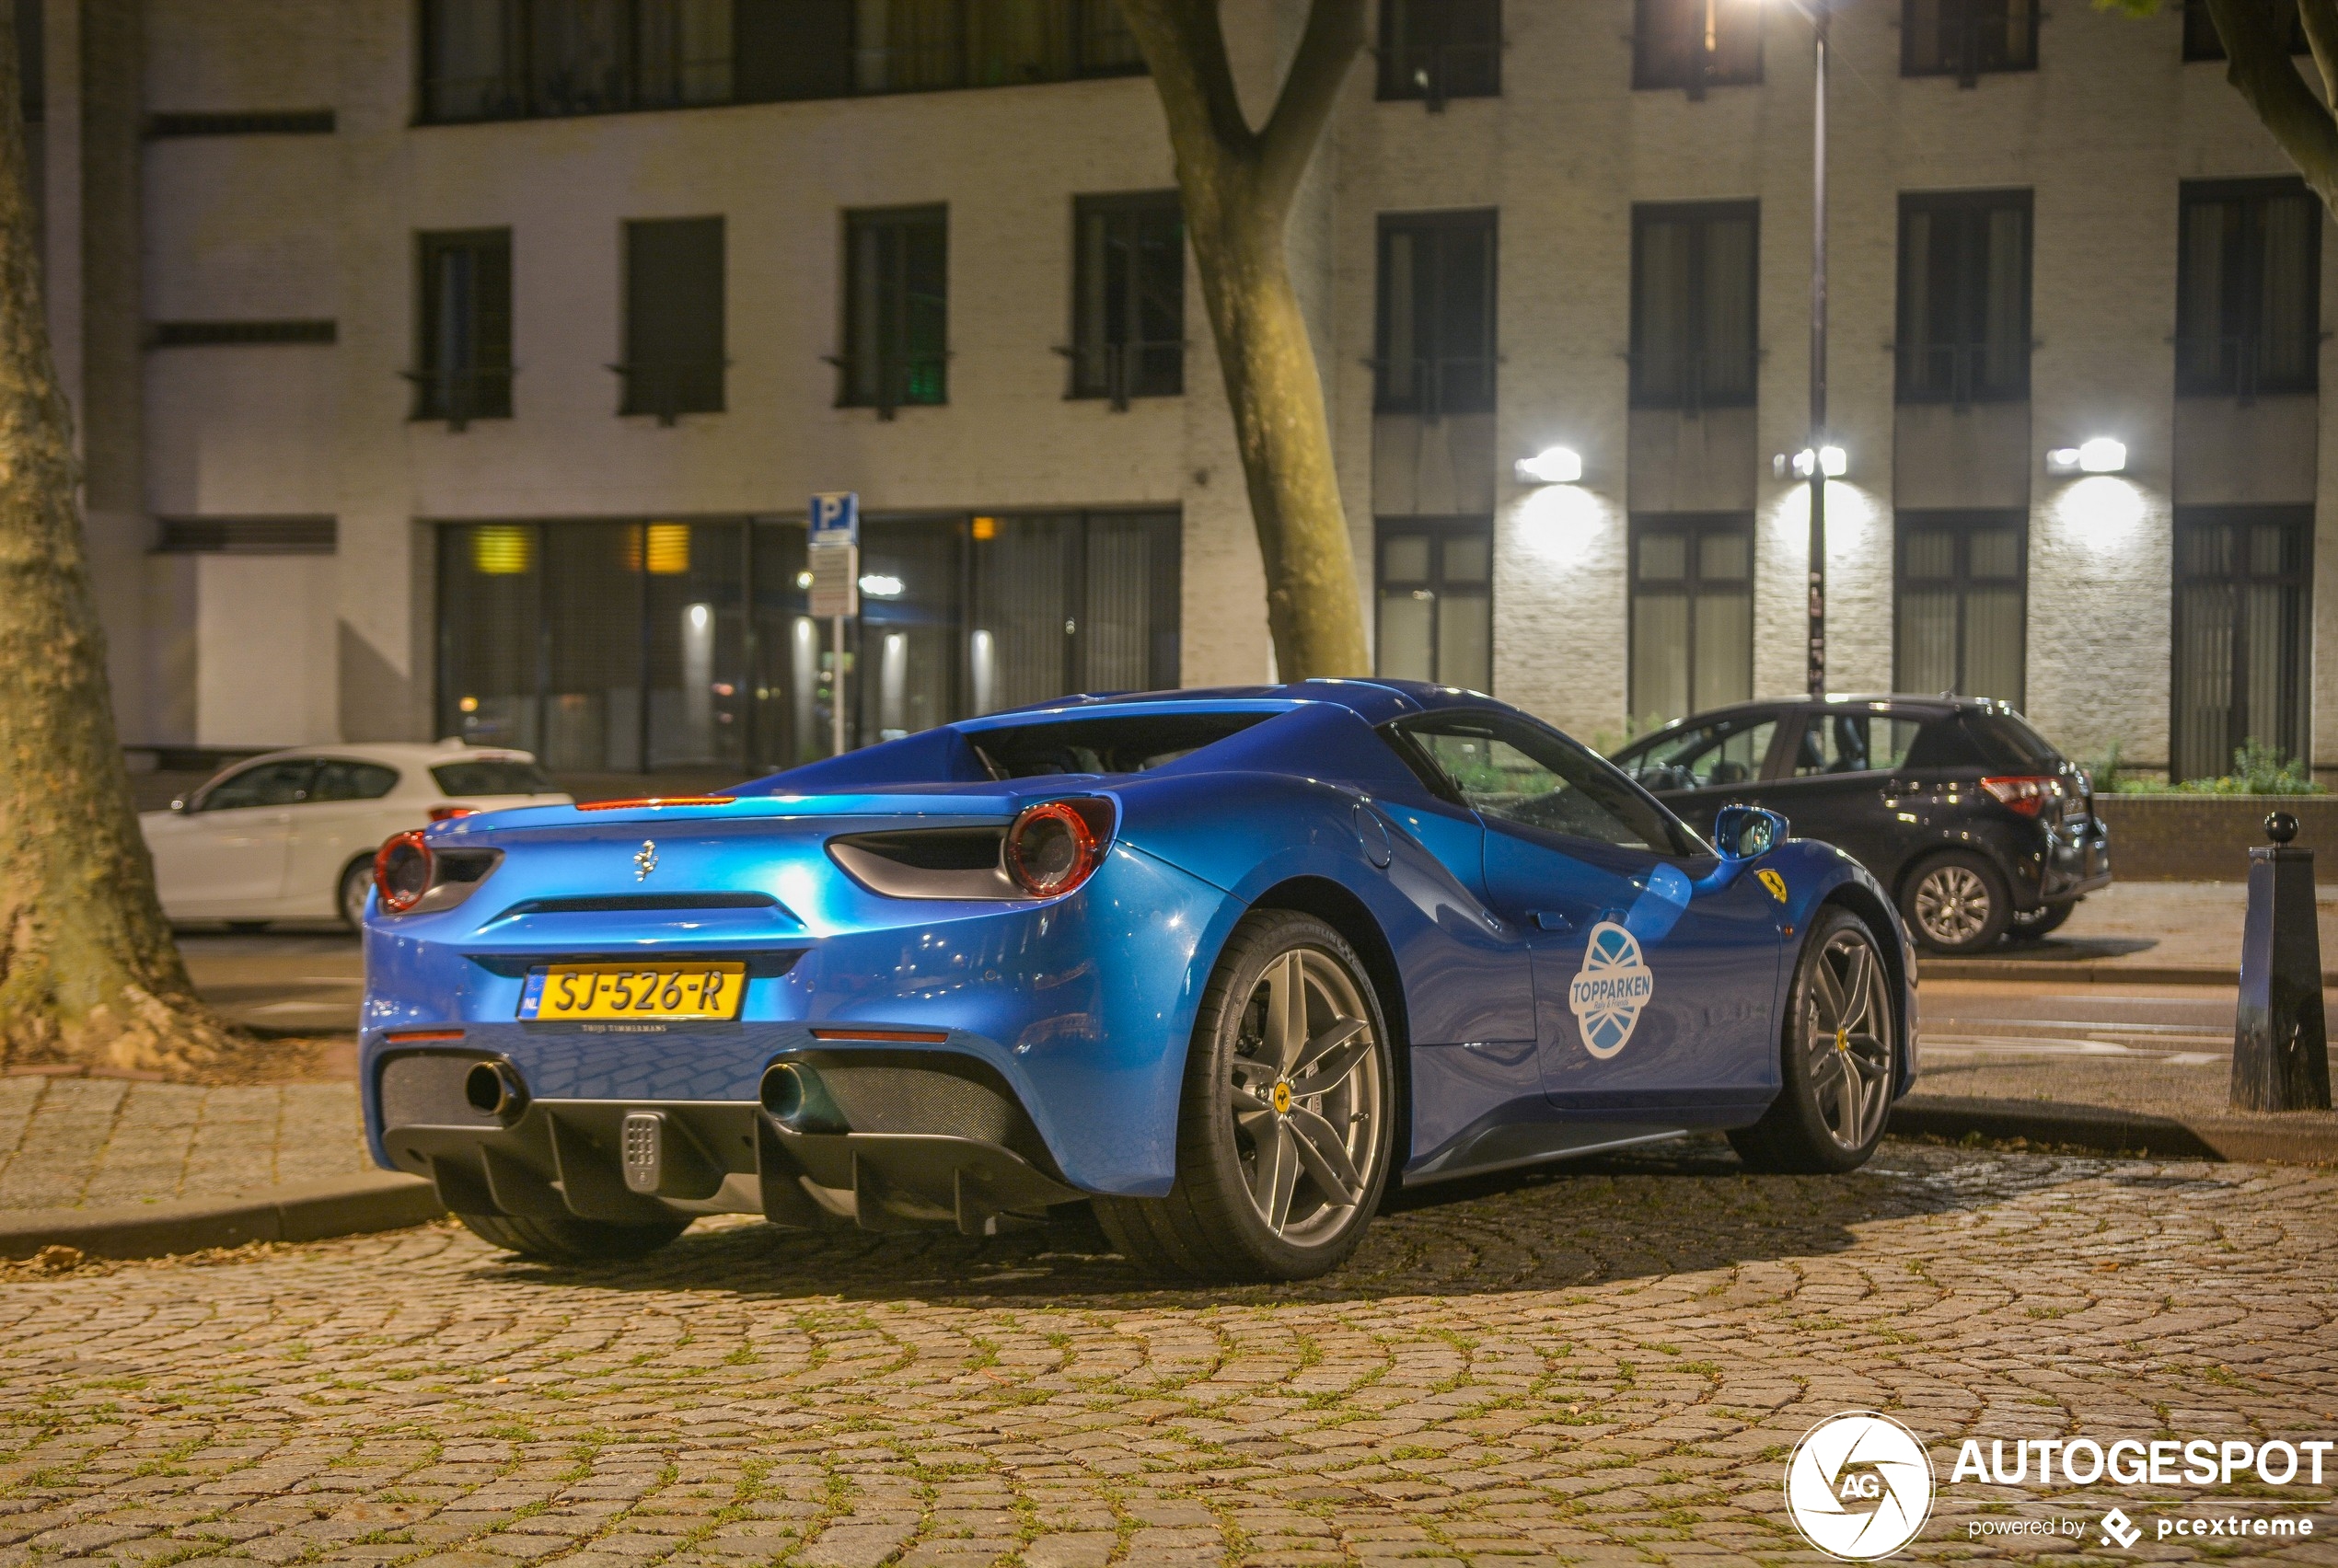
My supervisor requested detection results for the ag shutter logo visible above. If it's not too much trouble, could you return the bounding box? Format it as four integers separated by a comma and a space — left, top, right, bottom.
1568, 920, 1654, 1058
2099, 1509, 2142, 1549
1785, 1412, 1937, 1561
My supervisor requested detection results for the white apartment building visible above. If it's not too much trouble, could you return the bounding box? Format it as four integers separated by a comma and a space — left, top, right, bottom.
23, 0, 2338, 782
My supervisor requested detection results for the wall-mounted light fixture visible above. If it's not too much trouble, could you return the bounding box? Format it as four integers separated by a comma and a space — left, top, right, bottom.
1775, 445, 1847, 479
1513, 446, 1583, 485
2047, 437, 2127, 476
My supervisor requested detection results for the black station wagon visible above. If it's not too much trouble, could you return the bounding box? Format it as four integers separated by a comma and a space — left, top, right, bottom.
1608, 695, 2111, 953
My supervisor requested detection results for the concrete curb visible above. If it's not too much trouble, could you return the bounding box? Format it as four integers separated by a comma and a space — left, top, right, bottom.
0, 1171, 447, 1261
1891, 1094, 2338, 1164
1918, 958, 2291, 986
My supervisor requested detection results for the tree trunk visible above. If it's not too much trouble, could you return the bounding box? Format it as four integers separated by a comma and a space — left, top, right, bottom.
1119, 0, 1372, 681
0, 24, 234, 1075
2203, 0, 2338, 213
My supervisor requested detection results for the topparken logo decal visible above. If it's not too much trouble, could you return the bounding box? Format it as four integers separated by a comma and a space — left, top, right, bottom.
1785, 1412, 1936, 1560
1568, 920, 1654, 1058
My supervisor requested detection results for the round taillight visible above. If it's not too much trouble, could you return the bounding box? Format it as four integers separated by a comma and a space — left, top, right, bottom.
374, 831, 433, 915
1006, 801, 1104, 897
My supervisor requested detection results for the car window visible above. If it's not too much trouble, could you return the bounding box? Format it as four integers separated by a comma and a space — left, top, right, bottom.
1966, 712, 2063, 769
1395, 713, 1692, 855
1904, 716, 1988, 769
1619, 717, 1777, 791
1791, 714, 1923, 778
199, 760, 314, 812
430, 758, 557, 797
966, 713, 1271, 778
310, 761, 399, 802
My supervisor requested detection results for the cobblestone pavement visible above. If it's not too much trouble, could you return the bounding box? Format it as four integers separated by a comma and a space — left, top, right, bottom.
0, 1080, 369, 1211
0, 1142, 2332, 1564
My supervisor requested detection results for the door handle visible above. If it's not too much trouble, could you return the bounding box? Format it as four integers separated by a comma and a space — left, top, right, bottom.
1529, 910, 1572, 933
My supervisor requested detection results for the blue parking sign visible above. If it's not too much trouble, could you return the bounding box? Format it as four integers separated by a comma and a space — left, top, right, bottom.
810, 491, 859, 546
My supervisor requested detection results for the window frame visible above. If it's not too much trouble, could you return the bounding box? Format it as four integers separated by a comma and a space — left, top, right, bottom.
2175, 176, 2322, 399
1895, 189, 2032, 406
1373, 515, 1496, 694
411, 227, 514, 428
1626, 513, 1756, 725
839, 203, 950, 416
619, 214, 726, 423
1373, 208, 1499, 417
1628, 200, 1760, 411
1067, 190, 1186, 407
1892, 510, 2029, 707
2170, 504, 2314, 780
1631, 0, 1764, 94
1375, 0, 1502, 104
1900, 0, 2040, 82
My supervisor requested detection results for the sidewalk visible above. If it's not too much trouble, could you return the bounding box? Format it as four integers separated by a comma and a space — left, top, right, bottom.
1923, 879, 2338, 983
0, 1076, 371, 1211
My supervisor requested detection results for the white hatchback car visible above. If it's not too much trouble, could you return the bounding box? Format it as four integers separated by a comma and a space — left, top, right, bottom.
139, 742, 572, 929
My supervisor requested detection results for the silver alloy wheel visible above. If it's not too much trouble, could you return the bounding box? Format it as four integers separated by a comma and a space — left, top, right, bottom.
1223, 947, 1383, 1245
1800, 926, 1894, 1150
1912, 863, 1991, 946
340, 862, 372, 929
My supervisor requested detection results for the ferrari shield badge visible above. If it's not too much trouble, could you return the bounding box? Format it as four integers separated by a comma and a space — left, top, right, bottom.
1568, 920, 1655, 1059
1757, 868, 1788, 903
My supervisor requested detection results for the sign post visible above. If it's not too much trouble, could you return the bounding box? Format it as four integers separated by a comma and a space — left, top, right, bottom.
808, 492, 859, 756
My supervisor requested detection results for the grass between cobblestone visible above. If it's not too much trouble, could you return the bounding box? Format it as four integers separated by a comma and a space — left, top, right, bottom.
0, 1141, 2332, 1566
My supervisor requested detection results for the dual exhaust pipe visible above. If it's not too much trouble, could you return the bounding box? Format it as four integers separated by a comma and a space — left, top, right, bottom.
460, 1056, 838, 1131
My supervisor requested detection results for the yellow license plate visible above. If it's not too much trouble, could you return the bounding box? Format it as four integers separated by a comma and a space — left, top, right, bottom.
519, 963, 747, 1021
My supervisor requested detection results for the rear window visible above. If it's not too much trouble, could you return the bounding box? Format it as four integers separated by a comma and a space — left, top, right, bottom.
431, 758, 557, 797
969, 713, 1271, 778
1963, 713, 2063, 770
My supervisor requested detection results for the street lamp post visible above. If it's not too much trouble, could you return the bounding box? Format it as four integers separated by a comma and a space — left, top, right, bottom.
1803, 1, 1829, 699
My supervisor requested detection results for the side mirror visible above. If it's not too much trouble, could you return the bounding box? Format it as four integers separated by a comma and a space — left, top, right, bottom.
1712, 803, 1788, 860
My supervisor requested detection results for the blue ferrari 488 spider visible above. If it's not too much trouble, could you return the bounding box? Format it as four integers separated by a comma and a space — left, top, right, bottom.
361, 680, 1916, 1280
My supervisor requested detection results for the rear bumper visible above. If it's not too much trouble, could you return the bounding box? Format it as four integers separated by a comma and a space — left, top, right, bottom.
2037, 817, 2112, 905
378, 1044, 1085, 1234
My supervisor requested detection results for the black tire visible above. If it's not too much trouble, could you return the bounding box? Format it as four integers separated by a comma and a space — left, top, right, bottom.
1899, 850, 2012, 953
1730, 906, 1899, 1175
2006, 900, 2077, 940
337, 858, 375, 930
1093, 910, 1396, 1282
454, 1210, 689, 1262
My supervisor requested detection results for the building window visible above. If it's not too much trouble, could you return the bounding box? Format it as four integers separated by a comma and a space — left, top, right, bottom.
2177, 178, 2321, 399
2171, 507, 2311, 781
439, 511, 1181, 769
1903, 0, 2037, 81
1375, 211, 1498, 417
969, 513, 1182, 717
1375, 518, 1493, 693
1629, 515, 1753, 725
1070, 192, 1184, 406
1630, 202, 1757, 411
417, 0, 1141, 123
1377, 0, 1500, 104
1894, 513, 2027, 707
411, 229, 512, 427
2182, 0, 2309, 61
1897, 190, 2031, 404
620, 216, 724, 422
840, 205, 947, 415
1634, 0, 1761, 92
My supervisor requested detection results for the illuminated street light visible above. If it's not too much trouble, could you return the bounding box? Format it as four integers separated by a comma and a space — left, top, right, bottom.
1513, 446, 1584, 485
2046, 438, 2128, 476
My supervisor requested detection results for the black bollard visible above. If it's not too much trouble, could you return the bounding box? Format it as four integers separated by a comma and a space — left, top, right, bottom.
2231, 811, 2332, 1113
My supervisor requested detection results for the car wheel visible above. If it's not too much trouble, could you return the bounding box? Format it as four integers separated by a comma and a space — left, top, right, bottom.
453, 1211, 689, 1262
2006, 900, 2076, 940
1901, 851, 2011, 953
337, 858, 375, 930
1729, 906, 1898, 1175
1093, 910, 1395, 1282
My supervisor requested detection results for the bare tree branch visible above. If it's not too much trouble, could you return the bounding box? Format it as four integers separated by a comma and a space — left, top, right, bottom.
1117, 0, 1259, 190
2209, 0, 2338, 208
1257, 0, 1369, 215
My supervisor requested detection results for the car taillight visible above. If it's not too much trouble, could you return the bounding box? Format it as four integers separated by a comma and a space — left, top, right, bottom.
374, 831, 433, 914
429, 805, 477, 823
1005, 799, 1112, 897
1980, 775, 2062, 817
